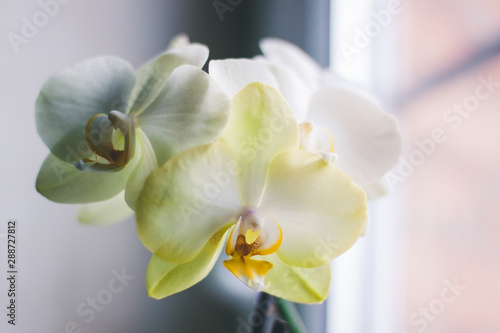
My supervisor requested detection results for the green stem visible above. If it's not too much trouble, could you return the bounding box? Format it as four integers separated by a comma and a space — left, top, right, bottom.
276, 298, 309, 333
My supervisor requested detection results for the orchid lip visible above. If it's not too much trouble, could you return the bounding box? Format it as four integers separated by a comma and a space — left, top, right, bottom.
223, 208, 283, 290
75, 111, 136, 172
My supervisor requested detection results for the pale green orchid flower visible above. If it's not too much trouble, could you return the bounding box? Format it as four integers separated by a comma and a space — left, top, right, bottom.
136, 83, 367, 303
35, 36, 231, 213
209, 38, 403, 200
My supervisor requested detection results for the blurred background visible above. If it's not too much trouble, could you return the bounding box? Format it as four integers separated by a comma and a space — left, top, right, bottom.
1, 0, 499, 332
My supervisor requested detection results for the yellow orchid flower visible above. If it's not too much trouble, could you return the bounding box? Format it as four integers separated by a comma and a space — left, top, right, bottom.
136, 83, 367, 303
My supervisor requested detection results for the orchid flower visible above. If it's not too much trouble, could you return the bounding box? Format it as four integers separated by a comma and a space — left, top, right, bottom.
35, 36, 230, 217
209, 38, 403, 199
136, 83, 367, 303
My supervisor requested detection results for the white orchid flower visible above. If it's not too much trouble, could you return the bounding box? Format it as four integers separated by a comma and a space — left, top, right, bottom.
209, 38, 402, 199
136, 83, 367, 303
35, 36, 231, 216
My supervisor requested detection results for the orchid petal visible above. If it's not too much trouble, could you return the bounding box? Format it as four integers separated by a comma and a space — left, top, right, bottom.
307, 87, 403, 189
78, 192, 134, 225
363, 179, 390, 199
261, 62, 312, 122
209, 59, 312, 123
137, 65, 230, 166
208, 59, 279, 97
166, 34, 191, 50
128, 43, 209, 115
260, 38, 322, 90
36, 147, 140, 203
124, 129, 158, 209
319, 70, 369, 93
146, 228, 229, 299
36, 57, 135, 162
219, 83, 299, 206
136, 143, 241, 263
259, 149, 367, 268
259, 253, 331, 304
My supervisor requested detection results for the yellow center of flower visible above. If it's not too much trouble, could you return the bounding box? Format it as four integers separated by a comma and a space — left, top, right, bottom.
223, 209, 282, 291
74, 111, 136, 172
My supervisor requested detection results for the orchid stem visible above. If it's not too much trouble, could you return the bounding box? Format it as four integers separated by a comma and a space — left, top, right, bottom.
251, 293, 308, 333
276, 298, 308, 333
